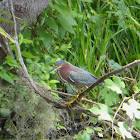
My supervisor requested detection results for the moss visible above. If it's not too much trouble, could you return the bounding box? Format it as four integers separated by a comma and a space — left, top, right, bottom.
0, 78, 55, 139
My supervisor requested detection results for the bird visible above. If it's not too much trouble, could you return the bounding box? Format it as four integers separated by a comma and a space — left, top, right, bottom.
49, 60, 102, 88
49, 60, 102, 108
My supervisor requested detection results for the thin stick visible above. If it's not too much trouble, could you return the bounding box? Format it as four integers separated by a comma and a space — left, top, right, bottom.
111, 97, 128, 140
1, 36, 15, 58
46, 88, 98, 105
110, 91, 140, 108
9, 0, 37, 91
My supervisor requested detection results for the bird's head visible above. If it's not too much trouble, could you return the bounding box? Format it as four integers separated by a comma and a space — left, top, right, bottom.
49, 60, 64, 72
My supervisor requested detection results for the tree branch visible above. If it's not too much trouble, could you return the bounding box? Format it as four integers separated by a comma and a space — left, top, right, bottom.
9, 0, 38, 91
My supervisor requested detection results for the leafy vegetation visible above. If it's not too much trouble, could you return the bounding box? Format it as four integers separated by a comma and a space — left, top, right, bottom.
0, 0, 140, 139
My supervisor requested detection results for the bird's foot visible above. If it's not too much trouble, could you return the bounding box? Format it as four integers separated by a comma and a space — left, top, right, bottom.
66, 95, 79, 109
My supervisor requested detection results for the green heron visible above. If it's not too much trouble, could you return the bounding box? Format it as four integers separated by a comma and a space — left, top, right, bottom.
49, 60, 102, 88
49, 60, 102, 107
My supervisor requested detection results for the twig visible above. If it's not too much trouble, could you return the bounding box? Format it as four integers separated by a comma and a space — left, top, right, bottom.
111, 97, 128, 140
36, 83, 98, 105
133, 91, 140, 99
49, 89, 98, 105
48, 88, 76, 97
9, 0, 38, 91
110, 91, 140, 108
1, 36, 15, 58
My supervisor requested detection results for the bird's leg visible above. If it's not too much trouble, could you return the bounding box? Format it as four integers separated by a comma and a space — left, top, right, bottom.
69, 84, 79, 94
78, 88, 81, 94
78, 88, 84, 100
66, 86, 89, 108
66, 84, 80, 108
66, 88, 82, 109
66, 95, 79, 108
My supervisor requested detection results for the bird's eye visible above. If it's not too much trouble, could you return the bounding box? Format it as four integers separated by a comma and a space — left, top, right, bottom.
56, 64, 61, 68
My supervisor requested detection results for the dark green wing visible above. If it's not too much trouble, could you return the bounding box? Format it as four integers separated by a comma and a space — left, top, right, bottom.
69, 70, 98, 86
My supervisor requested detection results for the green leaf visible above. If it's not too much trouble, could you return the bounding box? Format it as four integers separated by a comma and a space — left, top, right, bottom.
94, 127, 102, 132
0, 108, 11, 117
105, 79, 122, 94
9, 73, 18, 80
57, 123, 66, 130
38, 29, 53, 47
45, 73, 50, 80
59, 43, 72, 51
108, 59, 122, 70
81, 0, 92, 2
133, 86, 140, 93
0, 11, 21, 19
0, 17, 14, 24
89, 103, 112, 121
46, 17, 58, 32
105, 76, 125, 94
0, 27, 16, 43
23, 38, 33, 44
21, 51, 36, 58
123, 123, 129, 130
51, 92, 62, 99
135, 0, 140, 4
58, 15, 75, 34
49, 80, 60, 84
113, 75, 125, 88
104, 92, 120, 106
0, 66, 3, 70
114, 126, 122, 135
86, 127, 93, 134
106, 85, 122, 94
20, 20, 29, 31
55, 4, 77, 26
40, 80, 48, 87
97, 132, 103, 138
18, 33, 23, 46
100, 55, 106, 60
134, 120, 140, 130
0, 71, 14, 85
4, 56, 21, 68
105, 79, 114, 86
77, 132, 91, 140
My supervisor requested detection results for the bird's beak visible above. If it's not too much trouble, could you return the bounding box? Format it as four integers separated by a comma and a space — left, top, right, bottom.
48, 66, 57, 72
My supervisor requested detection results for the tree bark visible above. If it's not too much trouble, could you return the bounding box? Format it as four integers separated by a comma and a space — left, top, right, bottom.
0, 0, 50, 62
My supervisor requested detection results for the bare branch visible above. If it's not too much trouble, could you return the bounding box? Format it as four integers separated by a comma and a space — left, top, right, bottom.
9, 0, 38, 91
1, 36, 15, 58
111, 97, 128, 140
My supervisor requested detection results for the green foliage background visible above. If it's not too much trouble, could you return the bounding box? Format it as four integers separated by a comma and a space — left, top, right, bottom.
21, 0, 140, 83
0, 0, 140, 139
